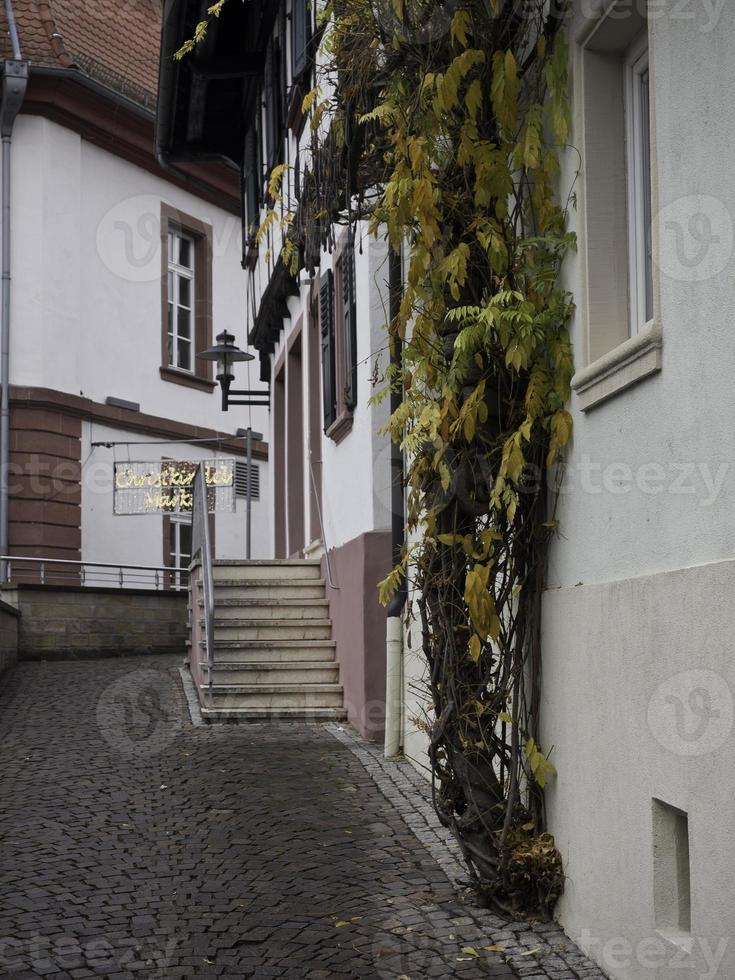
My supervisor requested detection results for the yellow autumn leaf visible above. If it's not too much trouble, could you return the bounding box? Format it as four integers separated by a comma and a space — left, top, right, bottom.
468, 635, 481, 663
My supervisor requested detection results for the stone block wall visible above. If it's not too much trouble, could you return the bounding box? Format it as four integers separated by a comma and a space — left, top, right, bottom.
0, 585, 187, 660
0, 599, 20, 679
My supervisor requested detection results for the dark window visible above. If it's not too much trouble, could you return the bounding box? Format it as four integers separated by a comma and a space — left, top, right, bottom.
320, 234, 358, 441
320, 269, 336, 430
265, 38, 285, 168
243, 126, 260, 249
341, 241, 357, 411
292, 0, 311, 80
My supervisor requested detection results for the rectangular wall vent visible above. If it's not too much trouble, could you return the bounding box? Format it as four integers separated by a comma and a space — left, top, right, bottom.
652, 798, 691, 938
235, 461, 260, 500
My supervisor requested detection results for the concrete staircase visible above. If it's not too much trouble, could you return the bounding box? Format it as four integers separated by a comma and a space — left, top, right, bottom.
194, 559, 346, 721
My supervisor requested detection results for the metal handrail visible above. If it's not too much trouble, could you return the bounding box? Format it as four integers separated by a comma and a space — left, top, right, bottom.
190, 464, 214, 694
308, 458, 338, 590
0, 555, 187, 590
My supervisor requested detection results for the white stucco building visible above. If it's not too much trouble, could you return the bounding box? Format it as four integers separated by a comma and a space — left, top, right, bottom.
0, 0, 270, 586
540, 3, 735, 978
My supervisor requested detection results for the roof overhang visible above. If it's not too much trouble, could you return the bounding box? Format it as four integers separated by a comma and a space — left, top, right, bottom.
157, 0, 277, 168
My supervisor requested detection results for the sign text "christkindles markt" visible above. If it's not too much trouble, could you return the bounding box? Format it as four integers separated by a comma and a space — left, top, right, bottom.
113, 460, 236, 515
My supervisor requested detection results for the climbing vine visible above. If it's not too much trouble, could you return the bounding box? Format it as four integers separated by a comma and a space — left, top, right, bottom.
312, 0, 575, 917
181, 0, 576, 917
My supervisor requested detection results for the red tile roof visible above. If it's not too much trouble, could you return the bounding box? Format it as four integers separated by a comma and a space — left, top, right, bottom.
0, 0, 162, 109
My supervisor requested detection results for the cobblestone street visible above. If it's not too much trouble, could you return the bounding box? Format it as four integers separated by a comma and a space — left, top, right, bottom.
0, 656, 607, 979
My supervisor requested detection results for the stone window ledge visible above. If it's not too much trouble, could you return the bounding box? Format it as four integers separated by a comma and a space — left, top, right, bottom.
571, 321, 662, 411
325, 410, 353, 444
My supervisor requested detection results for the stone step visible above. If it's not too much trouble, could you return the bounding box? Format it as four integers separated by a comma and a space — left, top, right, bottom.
199, 578, 325, 604
200, 683, 344, 709
198, 597, 329, 618
213, 560, 322, 582
206, 620, 332, 641
202, 661, 339, 685
199, 705, 347, 722
205, 644, 337, 664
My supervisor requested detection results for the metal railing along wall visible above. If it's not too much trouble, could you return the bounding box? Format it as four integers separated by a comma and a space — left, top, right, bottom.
308, 458, 338, 590
190, 464, 214, 693
0, 555, 188, 590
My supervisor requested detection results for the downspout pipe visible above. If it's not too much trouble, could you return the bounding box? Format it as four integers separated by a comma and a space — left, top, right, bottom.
0, 1, 27, 582
384, 246, 405, 758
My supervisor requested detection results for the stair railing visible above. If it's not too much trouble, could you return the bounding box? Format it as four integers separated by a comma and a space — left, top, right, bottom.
191, 463, 214, 694
308, 458, 338, 590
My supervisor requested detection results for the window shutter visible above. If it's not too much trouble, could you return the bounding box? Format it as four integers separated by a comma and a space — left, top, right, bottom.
343, 243, 358, 411
292, 0, 310, 79
264, 42, 276, 166
320, 270, 336, 430
243, 128, 259, 247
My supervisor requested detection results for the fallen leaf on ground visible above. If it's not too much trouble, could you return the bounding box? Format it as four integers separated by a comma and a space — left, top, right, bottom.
520, 947, 541, 956
460, 947, 479, 957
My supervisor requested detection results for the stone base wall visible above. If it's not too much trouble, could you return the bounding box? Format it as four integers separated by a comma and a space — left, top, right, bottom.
1, 585, 187, 660
0, 599, 20, 679
323, 530, 392, 742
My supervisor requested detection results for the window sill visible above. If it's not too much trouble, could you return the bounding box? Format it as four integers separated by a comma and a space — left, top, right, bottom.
325, 411, 353, 445
160, 367, 216, 393
571, 321, 662, 411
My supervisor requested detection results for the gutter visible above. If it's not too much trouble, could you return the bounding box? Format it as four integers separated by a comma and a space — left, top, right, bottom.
0, 0, 28, 582
384, 246, 406, 758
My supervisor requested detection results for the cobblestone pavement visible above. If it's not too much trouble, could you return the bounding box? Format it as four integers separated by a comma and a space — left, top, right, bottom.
0, 656, 608, 980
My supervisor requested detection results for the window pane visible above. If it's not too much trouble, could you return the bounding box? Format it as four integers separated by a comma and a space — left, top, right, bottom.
177, 307, 191, 340
167, 269, 173, 300
179, 522, 193, 561
167, 325, 174, 367
168, 231, 174, 262
178, 236, 192, 268
178, 276, 191, 309
177, 338, 191, 371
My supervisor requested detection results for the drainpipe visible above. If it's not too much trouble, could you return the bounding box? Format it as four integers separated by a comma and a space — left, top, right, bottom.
384, 245, 405, 758
0, 0, 28, 583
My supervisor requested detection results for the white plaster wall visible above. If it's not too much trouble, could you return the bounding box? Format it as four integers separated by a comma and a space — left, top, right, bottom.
542, 561, 735, 980
266, 224, 393, 555
541, 3, 735, 976
318, 228, 393, 550
552, 1, 735, 590
9, 114, 268, 440
81, 421, 270, 577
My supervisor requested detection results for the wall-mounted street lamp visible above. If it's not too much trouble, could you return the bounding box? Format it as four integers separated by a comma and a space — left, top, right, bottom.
197, 331, 269, 559
197, 330, 270, 412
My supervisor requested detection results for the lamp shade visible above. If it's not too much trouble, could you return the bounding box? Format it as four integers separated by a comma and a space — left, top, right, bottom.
197, 330, 254, 375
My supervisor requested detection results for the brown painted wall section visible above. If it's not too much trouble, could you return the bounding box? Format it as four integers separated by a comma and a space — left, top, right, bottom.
8, 405, 82, 567
1, 585, 187, 660
323, 529, 391, 741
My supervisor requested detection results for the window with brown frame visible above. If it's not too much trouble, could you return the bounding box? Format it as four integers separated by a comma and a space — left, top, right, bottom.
160, 204, 215, 393
320, 234, 357, 442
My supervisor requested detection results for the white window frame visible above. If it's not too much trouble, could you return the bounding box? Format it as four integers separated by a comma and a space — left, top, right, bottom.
167, 230, 196, 373
625, 33, 653, 337
169, 513, 193, 590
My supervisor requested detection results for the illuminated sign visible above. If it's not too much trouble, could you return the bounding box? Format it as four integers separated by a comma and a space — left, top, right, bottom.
113, 460, 236, 515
